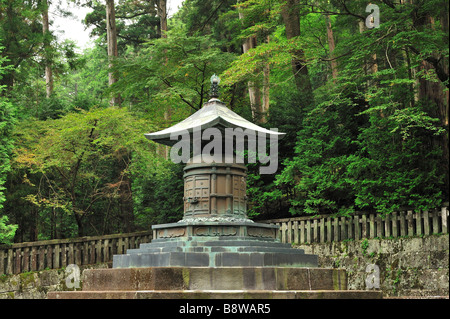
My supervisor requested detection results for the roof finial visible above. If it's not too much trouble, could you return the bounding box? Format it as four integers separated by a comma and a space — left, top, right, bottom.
209, 74, 220, 99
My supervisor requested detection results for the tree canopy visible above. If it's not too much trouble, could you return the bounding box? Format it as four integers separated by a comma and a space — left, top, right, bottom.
0, 0, 448, 243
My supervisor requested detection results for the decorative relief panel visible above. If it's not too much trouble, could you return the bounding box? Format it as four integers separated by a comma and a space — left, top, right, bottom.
247, 227, 276, 239
157, 227, 186, 239
194, 226, 237, 237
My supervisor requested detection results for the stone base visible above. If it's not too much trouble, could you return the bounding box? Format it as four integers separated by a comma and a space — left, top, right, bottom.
48, 290, 382, 299
113, 221, 318, 268
47, 267, 382, 299
78, 267, 348, 291
113, 237, 318, 268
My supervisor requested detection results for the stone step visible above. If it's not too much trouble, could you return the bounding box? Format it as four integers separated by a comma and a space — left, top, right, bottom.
141, 238, 293, 249
76, 267, 348, 292
125, 245, 304, 255
113, 250, 316, 268
48, 289, 383, 299
114, 237, 313, 268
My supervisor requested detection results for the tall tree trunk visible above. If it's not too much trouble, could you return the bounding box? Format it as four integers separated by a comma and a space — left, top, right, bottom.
156, 0, 170, 159
106, 0, 120, 106
261, 34, 271, 124
325, 15, 338, 82
261, 62, 270, 124
238, 5, 264, 123
281, 0, 313, 105
42, 0, 53, 98
157, 0, 168, 38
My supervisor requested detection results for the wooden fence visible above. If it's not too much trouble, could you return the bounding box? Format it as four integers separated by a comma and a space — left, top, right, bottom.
0, 231, 152, 275
264, 207, 449, 244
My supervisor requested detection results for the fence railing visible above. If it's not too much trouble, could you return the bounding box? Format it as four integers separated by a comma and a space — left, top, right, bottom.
0, 231, 152, 275
263, 207, 449, 244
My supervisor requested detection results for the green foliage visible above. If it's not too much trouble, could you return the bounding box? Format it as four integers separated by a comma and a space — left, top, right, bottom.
111, 26, 236, 115
83, 0, 160, 51
0, 215, 17, 244
11, 107, 157, 237
0, 82, 14, 210
275, 87, 363, 216
0, 47, 18, 242
132, 161, 184, 226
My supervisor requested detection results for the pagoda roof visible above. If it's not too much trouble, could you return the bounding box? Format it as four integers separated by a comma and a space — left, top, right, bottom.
145, 98, 285, 146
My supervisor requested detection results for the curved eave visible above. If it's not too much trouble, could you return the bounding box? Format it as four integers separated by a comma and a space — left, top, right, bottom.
144, 100, 285, 147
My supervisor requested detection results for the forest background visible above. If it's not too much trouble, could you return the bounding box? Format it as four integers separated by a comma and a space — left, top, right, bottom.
0, 0, 448, 244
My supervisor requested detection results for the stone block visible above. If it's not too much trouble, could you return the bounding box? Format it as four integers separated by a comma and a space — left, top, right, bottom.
185, 252, 209, 266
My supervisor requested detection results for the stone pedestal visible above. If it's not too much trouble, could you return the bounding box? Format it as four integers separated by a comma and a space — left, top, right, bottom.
112, 221, 317, 268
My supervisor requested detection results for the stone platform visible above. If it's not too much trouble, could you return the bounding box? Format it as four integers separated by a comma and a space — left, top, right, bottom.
113, 221, 318, 268
47, 267, 383, 299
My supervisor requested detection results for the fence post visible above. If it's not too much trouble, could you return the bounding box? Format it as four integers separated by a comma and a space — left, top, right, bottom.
416, 211, 422, 236
0, 250, 4, 275
55, 244, 62, 269
354, 215, 361, 240
442, 207, 448, 234
361, 214, 367, 239
432, 209, 439, 234
384, 214, 390, 238
287, 220, 292, 243
47, 245, 53, 270
89, 240, 96, 264
312, 219, 317, 243
326, 217, 332, 242
392, 212, 398, 238
14, 248, 21, 274
68, 243, 74, 265
23, 247, 30, 272
306, 219, 312, 243
31, 246, 37, 271
407, 210, 414, 237
293, 220, 299, 244
319, 218, 325, 243
117, 238, 124, 254
376, 214, 383, 238
300, 220, 305, 243
369, 214, 375, 238
97, 240, 103, 263
61, 243, 67, 268
399, 211, 406, 237
38, 246, 45, 271
104, 239, 110, 262
83, 241, 89, 265
6, 249, 13, 274
75, 242, 81, 265
333, 217, 339, 242
423, 211, 430, 236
